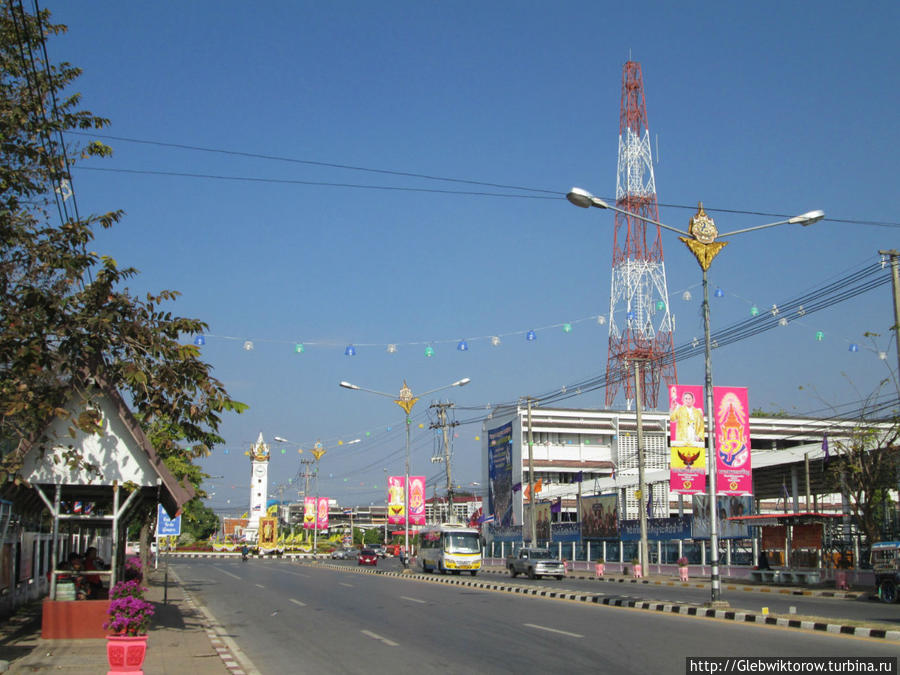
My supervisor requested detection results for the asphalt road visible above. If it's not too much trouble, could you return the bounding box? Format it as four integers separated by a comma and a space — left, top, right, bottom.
173, 558, 899, 675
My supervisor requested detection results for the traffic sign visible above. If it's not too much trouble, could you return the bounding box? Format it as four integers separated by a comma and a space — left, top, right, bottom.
156, 504, 182, 536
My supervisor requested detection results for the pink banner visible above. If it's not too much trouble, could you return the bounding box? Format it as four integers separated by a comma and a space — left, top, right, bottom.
713, 386, 752, 495
408, 476, 426, 526
668, 384, 707, 495
387, 476, 405, 524
316, 497, 329, 531
303, 497, 315, 530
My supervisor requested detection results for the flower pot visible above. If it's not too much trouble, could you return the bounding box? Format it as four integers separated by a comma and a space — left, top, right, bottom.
632, 563, 643, 579
679, 566, 689, 581
595, 563, 605, 577
106, 634, 148, 673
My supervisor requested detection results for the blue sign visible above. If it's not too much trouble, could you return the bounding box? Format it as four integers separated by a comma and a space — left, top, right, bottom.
619, 516, 692, 541
550, 522, 581, 543
156, 504, 182, 536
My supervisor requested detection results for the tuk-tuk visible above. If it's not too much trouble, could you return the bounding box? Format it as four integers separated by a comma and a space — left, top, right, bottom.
871, 541, 900, 603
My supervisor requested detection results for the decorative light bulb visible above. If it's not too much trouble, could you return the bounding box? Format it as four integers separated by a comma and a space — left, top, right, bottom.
682, 291, 692, 301
562, 323, 572, 333
295, 343, 304, 354
243, 340, 254, 351
194, 335, 205, 346
656, 300, 665, 311
526, 330, 536, 341
457, 340, 468, 351
815, 331, 824, 341
491, 336, 501, 347
386, 344, 397, 353
849, 344, 859, 352
424, 346, 435, 357
345, 345, 356, 356
597, 315, 606, 325
750, 306, 759, 317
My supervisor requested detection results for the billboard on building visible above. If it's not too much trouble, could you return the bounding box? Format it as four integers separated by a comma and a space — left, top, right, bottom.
714, 386, 753, 495
668, 384, 707, 495
488, 422, 514, 528
691, 495, 752, 539
580, 495, 619, 539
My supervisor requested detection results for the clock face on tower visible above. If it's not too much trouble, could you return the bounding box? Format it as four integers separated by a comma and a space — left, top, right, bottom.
254, 464, 265, 476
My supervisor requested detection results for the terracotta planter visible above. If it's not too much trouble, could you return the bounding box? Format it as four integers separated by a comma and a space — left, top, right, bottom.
106, 634, 148, 673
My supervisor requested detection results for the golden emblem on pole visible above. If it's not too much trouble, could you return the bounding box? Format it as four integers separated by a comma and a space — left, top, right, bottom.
394, 380, 419, 416
681, 202, 728, 271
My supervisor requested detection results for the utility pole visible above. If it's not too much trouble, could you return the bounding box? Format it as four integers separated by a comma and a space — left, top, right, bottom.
430, 402, 459, 523
879, 250, 900, 379
299, 459, 314, 540
878, 249, 900, 536
526, 397, 537, 545
633, 359, 649, 573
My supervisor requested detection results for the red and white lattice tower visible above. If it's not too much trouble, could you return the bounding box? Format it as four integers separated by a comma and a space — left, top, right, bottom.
605, 61, 677, 409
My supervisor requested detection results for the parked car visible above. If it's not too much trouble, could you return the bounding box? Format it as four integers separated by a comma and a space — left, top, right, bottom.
331, 548, 354, 560
358, 549, 378, 566
872, 541, 900, 603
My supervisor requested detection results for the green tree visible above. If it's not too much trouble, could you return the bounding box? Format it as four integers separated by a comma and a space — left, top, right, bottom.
0, 5, 244, 534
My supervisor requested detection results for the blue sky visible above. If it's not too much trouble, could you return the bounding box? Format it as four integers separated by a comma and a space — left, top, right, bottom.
44, 1, 899, 513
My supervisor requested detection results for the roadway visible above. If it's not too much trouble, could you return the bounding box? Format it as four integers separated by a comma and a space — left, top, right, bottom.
172, 558, 899, 675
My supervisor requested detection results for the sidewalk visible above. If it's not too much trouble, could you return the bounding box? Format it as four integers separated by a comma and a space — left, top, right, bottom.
0, 569, 233, 674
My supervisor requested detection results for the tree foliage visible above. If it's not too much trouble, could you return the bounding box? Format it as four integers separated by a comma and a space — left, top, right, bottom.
1, 5, 245, 493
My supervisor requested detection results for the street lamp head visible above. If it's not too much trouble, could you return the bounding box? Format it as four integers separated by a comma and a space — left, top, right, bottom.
566, 187, 609, 210
453, 377, 471, 387
273, 436, 289, 443
339, 381, 360, 390
789, 209, 825, 226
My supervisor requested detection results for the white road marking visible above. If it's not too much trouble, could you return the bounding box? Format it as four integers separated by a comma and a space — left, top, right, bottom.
255, 583, 265, 588
216, 568, 242, 580
290, 598, 306, 607
339, 582, 353, 587
524, 623, 584, 639
361, 630, 398, 647
400, 596, 426, 604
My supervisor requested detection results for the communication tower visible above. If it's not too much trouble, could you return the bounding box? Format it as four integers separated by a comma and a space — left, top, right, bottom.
606, 61, 677, 408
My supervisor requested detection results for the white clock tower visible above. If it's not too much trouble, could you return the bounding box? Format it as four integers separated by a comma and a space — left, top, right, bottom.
247, 432, 270, 539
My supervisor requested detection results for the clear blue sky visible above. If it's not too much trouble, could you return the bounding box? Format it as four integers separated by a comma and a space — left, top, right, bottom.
44, 1, 899, 513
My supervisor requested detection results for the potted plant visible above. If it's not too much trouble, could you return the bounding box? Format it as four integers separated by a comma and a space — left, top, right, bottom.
677, 556, 689, 581
631, 557, 642, 579
594, 558, 605, 577
104, 579, 154, 673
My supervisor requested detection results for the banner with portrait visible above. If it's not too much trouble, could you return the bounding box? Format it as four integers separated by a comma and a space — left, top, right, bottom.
714, 386, 753, 495
580, 495, 619, 539
692, 495, 752, 539
488, 423, 514, 528
668, 384, 707, 495
303, 496, 316, 530
259, 517, 278, 547
388, 475, 405, 525
408, 476, 426, 526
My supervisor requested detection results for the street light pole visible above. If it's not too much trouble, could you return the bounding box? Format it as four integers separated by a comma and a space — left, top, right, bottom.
340, 377, 471, 565
567, 187, 823, 605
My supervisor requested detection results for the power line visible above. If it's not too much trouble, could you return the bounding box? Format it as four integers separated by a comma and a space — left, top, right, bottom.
66, 132, 899, 228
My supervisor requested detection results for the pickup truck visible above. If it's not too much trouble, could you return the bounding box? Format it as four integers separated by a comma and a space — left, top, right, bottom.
507, 547, 566, 580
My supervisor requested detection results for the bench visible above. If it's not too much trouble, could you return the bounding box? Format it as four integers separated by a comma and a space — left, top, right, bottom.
750, 570, 779, 583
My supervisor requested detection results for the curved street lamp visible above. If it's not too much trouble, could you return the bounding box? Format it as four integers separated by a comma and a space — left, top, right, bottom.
567, 186, 824, 604
340, 378, 471, 562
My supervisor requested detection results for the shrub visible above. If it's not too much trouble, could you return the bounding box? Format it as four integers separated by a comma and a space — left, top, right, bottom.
104, 581, 154, 636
